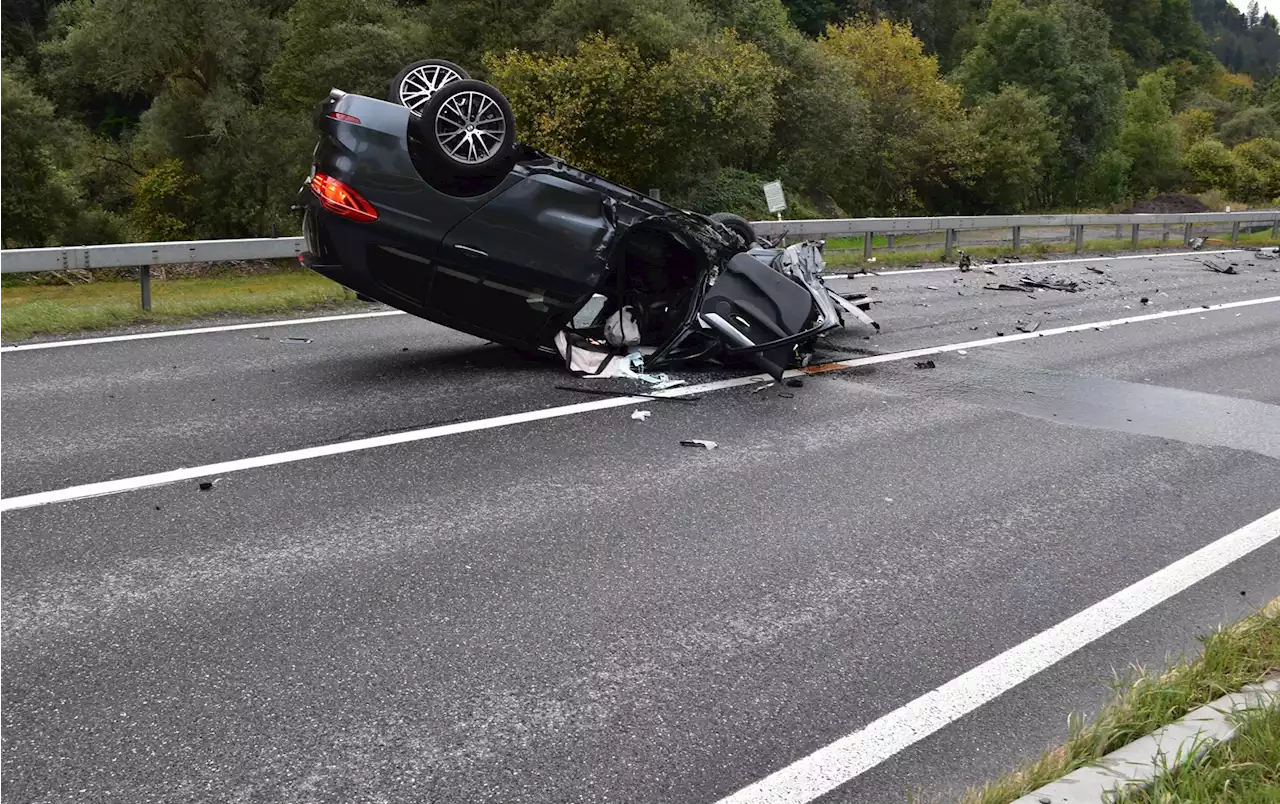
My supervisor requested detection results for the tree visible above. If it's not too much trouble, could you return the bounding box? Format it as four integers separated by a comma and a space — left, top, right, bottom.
485, 33, 782, 190
1220, 105, 1280, 144
1175, 107, 1216, 144
1182, 137, 1239, 191
535, 0, 709, 60
2, 68, 85, 247
953, 0, 1127, 205
1248, 0, 1260, 28
818, 18, 969, 214
966, 86, 1058, 211
1118, 70, 1182, 193
1232, 136, 1280, 199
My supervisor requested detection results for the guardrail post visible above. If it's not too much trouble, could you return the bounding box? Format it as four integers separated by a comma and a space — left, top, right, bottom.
863, 232, 873, 260
1114, 224, 1123, 240
139, 266, 152, 311
1273, 215, 1279, 240
1074, 224, 1084, 253
944, 229, 954, 261
886, 234, 895, 249
1012, 226, 1020, 253
1131, 224, 1139, 249
1184, 223, 1192, 246
1231, 221, 1240, 244
1162, 224, 1170, 243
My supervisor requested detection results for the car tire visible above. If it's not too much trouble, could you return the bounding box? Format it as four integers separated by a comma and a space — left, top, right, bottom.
710, 212, 757, 248
388, 59, 470, 116
415, 79, 517, 179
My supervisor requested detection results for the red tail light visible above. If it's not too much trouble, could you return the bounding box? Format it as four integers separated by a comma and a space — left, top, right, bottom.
310, 173, 378, 223
327, 111, 360, 124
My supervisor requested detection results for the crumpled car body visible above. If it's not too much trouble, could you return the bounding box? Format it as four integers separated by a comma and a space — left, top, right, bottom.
297, 89, 874, 381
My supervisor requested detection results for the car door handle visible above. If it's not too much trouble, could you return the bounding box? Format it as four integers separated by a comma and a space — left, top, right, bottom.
453, 244, 489, 256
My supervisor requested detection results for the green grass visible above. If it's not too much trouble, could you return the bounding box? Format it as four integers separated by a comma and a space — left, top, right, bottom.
954, 598, 1280, 804
1118, 704, 1280, 803
1, 269, 369, 342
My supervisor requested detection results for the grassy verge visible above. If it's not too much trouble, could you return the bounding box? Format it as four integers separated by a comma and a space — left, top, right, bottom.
958, 597, 1280, 804
1, 269, 369, 342
825, 232, 1280, 269
1116, 704, 1280, 803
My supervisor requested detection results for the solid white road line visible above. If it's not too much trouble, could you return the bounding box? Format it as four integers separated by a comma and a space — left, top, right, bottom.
1, 249, 1249, 352
2, 294, 1278, 513
825, 248, 1244, 278
711, 506, 1280, 804
0, 310, 405, 352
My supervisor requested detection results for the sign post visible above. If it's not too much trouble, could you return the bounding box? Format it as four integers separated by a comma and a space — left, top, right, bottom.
763, 180, 787, 221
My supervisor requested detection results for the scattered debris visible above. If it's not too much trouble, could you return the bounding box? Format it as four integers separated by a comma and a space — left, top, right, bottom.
786, 378, 805, 388
652, 378, 687, 391
778, 392, 796, 398
753, 382, 777, 394
631, 410, 651, 421
680, 439, 718, 450
996, 331, 1006, 337
1015, 320, 1041, 333
1190, 236, 1206, 250
915, 360, 936, 369
280, 337, 313, 344
253, 335, 271, 340
984, 283, 1030, 292
1086, 265, 1106, 275
555, 385, 700, 403
1140, 297, 1150, 305
958, 251, 973, 272
198, 479, 220, 491
1201, 261, 1238, 275
957, 350, 968, 355
1020, 276, 1079, 293
926, 285, 939, 290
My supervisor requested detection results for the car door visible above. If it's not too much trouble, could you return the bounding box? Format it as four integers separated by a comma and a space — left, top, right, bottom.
430, 172, 617, 347
697, 250, 842, 381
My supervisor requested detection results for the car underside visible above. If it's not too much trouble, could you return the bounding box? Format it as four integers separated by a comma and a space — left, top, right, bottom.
297, 61, 877, 382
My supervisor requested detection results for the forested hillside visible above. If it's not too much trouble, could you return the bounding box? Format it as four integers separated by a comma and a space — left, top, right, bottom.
6, 0, 1280, 248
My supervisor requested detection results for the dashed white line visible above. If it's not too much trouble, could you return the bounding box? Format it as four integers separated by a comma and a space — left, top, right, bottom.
2, 294, 1277, 513
0, 310, 405, 352
711, 505, 1280, 804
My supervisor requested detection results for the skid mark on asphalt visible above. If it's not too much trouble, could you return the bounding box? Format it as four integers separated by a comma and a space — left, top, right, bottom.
3, 294, 1279, 512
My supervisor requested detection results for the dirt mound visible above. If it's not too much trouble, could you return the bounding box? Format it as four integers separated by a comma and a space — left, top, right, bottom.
1123, 193, 1210, 214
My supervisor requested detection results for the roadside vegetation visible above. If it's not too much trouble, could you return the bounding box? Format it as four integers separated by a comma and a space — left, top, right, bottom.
8, 0, 1280, 252
1117, 704, 1280, 803
0, 269, 367, 341
957, 597, 1280, 804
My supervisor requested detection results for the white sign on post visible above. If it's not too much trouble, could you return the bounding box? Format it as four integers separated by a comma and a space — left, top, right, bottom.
763, 180, 787, 215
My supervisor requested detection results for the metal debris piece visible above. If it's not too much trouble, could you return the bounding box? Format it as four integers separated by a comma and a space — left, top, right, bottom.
1015, 320, 1041, 333
1190, 236, 1206, 250
753, 382, 777, 394
1140, 297, 1150, 304
915, 360, 936, 369
786, 378, 804, 388
1086, 266, 1106, 275
1202, 261, 1238, 275
198, 479, 220, 491
1020, 277, 1079, 292
631, 410, 651, 421
280, 337, 313, 344
926, 285, 939, 290
778, 392, 796, 398
984, 283, 1030, 292
680, 439, 718, 450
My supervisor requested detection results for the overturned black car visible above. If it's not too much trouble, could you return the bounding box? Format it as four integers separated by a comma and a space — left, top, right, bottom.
297, 59, 876, 381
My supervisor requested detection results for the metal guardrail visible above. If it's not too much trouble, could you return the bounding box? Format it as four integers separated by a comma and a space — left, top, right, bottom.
2, 211, 1277, 309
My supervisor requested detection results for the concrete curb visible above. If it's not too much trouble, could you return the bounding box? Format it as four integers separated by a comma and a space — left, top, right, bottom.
1012, 678, 1280, 803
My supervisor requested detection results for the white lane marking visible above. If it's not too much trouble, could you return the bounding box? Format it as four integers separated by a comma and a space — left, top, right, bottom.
3, 295, 1278, 513
711, 506, 1280, 804
0, 310, 406, 352
825, 249, 1243, 278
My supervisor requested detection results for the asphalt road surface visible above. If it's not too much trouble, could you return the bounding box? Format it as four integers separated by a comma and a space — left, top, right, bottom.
4, 249, 1280, 804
